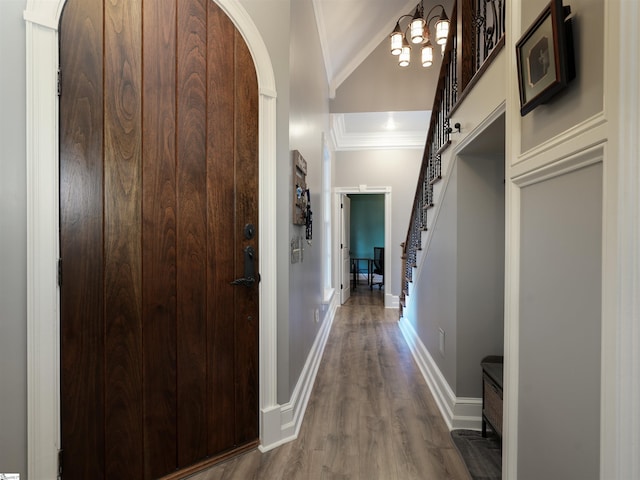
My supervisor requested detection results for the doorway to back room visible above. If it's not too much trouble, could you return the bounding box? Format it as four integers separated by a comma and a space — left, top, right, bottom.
340, 193, 385, 303
349, 193, 385, 289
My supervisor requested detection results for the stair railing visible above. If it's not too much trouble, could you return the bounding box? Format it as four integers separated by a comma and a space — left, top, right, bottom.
399, 0, 505, 317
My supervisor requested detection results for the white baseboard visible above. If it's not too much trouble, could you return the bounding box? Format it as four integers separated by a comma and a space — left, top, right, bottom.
259, 294, 339, 452
385, 293, 399, 308
398, 316, 482, 431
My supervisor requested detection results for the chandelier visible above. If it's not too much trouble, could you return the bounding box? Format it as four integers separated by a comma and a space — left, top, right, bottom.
390, 1, 450, 68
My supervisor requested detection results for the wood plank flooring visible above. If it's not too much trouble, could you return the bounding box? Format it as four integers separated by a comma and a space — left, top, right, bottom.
185, 288, 471, 480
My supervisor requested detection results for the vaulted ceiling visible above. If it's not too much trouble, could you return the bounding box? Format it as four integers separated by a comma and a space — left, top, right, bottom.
311, 0, 444, 148
311, 0, 421, 94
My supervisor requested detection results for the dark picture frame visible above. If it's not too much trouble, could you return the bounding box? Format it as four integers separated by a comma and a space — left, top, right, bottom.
516, 0, 574, 116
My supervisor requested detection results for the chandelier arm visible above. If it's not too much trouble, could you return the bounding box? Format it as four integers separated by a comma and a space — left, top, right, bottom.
424, 4, 446, 21
427, 14, 442, 27
395, 13, 417, 25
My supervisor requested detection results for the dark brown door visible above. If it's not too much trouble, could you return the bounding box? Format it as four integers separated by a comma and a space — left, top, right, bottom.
59, 0, 259, 478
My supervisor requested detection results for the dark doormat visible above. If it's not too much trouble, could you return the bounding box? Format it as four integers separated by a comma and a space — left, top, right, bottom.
450, 429, 502, 480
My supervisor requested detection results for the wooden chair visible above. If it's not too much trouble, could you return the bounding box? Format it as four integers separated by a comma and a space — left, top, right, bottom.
370, 247, 384, 290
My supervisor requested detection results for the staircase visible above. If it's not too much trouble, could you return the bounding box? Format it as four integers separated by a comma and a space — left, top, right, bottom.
399, 0, 506, 318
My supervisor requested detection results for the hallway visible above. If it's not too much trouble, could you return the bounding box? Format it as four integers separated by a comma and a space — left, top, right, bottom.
187, 288, 470, 479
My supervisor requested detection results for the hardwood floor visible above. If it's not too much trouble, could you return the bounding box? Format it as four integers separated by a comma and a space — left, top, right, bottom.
185, 287, 471, 480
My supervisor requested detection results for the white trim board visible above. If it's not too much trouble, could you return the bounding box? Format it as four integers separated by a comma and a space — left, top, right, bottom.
609, 3, 640, 479
24, 1, 279, 477
398, 316, 482, 431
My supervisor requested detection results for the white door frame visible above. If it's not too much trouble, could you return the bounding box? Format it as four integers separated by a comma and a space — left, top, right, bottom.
333, 186, 393, 307
24, 1, 279, 477
339, 194, 351, 304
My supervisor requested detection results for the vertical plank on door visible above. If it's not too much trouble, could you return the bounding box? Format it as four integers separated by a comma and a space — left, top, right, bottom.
206, 2, 237, 454
103, 0, 144, 478
59, 0, 105, 478
176, 0, 209, 467
142, 0, 178, 477
233, 29, 260, 446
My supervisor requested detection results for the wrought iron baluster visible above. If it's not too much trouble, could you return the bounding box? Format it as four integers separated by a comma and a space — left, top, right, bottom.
485, 0, 497, 58
452, 34, 458, 105
472, 0, 506, 73
473, 0, 483, 73
482, 0, 487, 67
497, 0, 504, 46
440, 103, 445, 144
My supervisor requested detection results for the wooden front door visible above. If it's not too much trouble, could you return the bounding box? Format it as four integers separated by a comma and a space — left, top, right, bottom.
59, 0, 259, 478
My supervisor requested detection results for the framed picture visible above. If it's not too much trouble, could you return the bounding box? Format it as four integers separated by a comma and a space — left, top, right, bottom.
516, 0, 574, 116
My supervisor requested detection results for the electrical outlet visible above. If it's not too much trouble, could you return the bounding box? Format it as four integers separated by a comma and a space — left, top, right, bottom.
439, 328, 445, 356
314, 309, 320, 323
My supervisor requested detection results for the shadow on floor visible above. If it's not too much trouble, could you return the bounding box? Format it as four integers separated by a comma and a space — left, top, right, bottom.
451, 429, 502, 480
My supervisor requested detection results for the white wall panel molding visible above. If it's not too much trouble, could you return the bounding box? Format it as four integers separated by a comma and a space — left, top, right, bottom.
513, 112, 608, 175
512, 144, 605, 188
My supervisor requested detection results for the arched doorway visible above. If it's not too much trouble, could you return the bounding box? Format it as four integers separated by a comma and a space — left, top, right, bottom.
24, 0, 278, 477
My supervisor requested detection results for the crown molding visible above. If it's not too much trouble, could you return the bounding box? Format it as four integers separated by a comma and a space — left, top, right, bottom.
330, 112, 428, 151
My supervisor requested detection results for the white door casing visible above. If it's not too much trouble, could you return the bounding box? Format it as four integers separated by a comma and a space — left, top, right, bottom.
340, 194, 351, 304
334, 186, 393, 308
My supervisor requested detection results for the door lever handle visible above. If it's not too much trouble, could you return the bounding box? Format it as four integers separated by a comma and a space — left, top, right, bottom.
230, 245, 257, 288
230, 276, 255, 287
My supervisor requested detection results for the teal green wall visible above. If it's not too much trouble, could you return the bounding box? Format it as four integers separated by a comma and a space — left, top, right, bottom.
349, 194, 384, 258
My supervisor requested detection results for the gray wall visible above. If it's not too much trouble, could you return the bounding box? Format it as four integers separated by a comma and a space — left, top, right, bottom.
286, 0, 331, 403
520, 0, 603, 152
515, 0, 604, 476
348, 194, 385, 259
414, 162, 459, 388
456, 153, 505, 397
413, 151, 505, 397
518, 163, 602, 480
238, 0, 295, 404
0, 0, 28, 477
240, 0, 333, 404
330, 37, 437, 113
334, 149, 422, 300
